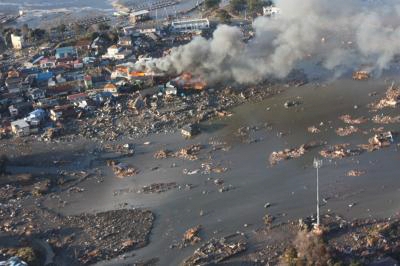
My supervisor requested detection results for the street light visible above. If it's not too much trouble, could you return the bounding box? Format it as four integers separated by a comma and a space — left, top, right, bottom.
313, 157, 323, 226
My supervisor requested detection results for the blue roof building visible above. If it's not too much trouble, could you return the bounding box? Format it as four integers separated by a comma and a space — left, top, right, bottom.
55, 46, 77, 59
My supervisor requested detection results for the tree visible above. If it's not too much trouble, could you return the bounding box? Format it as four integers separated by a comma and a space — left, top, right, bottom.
230, 0, 246, 13
21, 24, 29, 37
216, 9, 232, 24
247, 0, 264, 13
0, 155, 9, 176
72, 23, 84, 35
205, 0, 221, 9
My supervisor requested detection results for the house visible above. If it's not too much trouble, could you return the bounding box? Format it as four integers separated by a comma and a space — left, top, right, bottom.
75, 39, 92, 52
181, 123, 200, 138
40, 58, 56, 69
11, 119, 30, 136
84, 75, 93, 89
102, 45, 132, 60
11, 34, 24, 50
5, 76, 22, 93
34, 98, 59, 109
103, 83, 119, 96
46, 82, 80, 97
130, 10, 150, 23
9, 102, 32, 117
55, 46, 77, 60
171, 19, 210, 32
50, 105, 76, 121
118, 36, 133, 47
36, 71, 54, 84
27, 88, 46, 101
67, 93, 87, 103
25, 109, 46, 126
263, 6, 281, 16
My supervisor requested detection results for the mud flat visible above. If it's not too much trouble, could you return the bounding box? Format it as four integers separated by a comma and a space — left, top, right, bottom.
1, 78, 400, 265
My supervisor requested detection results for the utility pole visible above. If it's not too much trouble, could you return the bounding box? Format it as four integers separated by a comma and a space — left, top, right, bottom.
313, 157, 322, 226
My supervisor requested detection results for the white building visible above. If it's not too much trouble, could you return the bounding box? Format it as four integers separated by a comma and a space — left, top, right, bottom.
263, 6, 281, 17
11, 34, 24, 50
103, 45, 132, 60
11, 119, 30, 136
130, 10, 150, 23
171, 18, 210, 32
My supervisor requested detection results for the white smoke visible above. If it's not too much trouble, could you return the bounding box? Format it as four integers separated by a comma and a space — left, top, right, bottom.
140, 0, 400, 84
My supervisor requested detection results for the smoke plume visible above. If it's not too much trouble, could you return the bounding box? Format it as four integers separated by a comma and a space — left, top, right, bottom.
140, 0, 400, 84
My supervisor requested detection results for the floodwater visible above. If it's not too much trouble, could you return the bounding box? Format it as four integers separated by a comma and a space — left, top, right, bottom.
9, 78, 400, 265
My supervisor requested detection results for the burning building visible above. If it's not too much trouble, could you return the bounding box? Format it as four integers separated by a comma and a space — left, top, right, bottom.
168, 72, 207, 92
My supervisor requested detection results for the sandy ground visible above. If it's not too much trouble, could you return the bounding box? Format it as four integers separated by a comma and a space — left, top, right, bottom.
3, 77, 400, 265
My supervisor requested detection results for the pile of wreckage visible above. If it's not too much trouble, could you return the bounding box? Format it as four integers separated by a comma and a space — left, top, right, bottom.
339, 115, 368, 125
335, 126, 359, 136
370, 84, 400, 110
107, 160, 138, 177
269, 141, 321, 165
371, 115, 400, 124
319, 144, 363, 159
174, 144, 202, 161
358, 131, 395, 152
182, 236, 246, 265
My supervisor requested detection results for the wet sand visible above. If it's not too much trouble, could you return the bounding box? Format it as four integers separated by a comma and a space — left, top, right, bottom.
6, 77, 400, 265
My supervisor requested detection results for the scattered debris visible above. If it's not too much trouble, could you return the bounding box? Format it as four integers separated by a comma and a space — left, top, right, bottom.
153, 149, 172, 159
370, 84, 400, 110
284, 100, 301, 108
352, 71, 370, 80
269, 141, 321, 165
109, 161, 138, 178
182, 237, 246, 265
335, 126, 359, 136
359, 131, 394, 152
183, 225, 202, 245
371, 115, 400, 124
347, 170, 366, 177
339, 115, 368, 125
141, 182, 177, 194
308, 126, 320, 134
320, 144, 363, 159
175, 144, 202, 161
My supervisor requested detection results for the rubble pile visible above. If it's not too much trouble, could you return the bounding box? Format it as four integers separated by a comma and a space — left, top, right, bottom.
174, 144, 203, 161
182, 237, 246, 265
108, 161, 138, 178
153, 149, 172, 159
371, 115, 400, 124
335, 126, 359, 136
201, 162, 228, 174
269, 142, 321, 165
319, 144, 363, 159
370, 85, 400, 110
141, 182, 177, 194
339, 115, 368, 125
347, 170, 366, 177
72, 87, 277, 142
308, 126, 320, 134
359, 132, 394, 152
182, 225, 202, 245
64, 209, 154, 264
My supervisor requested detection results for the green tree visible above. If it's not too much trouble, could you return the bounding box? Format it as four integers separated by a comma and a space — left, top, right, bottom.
0, 155, 9, 175
205, 0, 221, 9
216, 9, 232, 24
21, 24, 29, 37
247, 0, 264, 13
230, 0, 246, 13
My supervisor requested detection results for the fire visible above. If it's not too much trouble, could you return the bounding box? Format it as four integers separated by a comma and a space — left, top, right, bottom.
129, 71, 146, 77
174, 72, 207, 90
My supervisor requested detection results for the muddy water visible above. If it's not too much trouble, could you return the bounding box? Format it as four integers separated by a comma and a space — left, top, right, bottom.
32, 78, 400, 265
